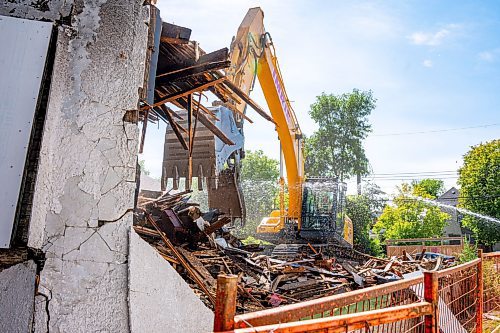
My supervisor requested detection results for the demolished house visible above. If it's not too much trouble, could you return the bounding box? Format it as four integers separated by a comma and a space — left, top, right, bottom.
0, 1, 283, 331
0, 1, 241, 331
0, 2, 460, 333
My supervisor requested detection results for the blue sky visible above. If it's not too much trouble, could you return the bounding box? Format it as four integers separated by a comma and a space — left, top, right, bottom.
143, 0, 500, 194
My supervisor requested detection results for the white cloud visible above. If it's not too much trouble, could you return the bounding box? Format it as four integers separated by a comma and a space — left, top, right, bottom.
479, 52, 494, 61
408, 24, 459, 46
423, 59, 433, 67
478, 49, 500, 62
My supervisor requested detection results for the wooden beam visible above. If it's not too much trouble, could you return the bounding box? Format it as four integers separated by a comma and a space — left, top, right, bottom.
197, 47, 229, 65
215, 83, 243, 104
157, 105, 188, 150
187, 94, 193, 189
219, 100, 254, 124
147, 214, 216, 306
174, 98, 234, 146
160, 22, 191, 44
209, 85, 230, 103
177, 96, 219, 121
145, 77, 226, 110
156, 60, 230, 84
198, 112, 234, 146
222, 80, 275, 124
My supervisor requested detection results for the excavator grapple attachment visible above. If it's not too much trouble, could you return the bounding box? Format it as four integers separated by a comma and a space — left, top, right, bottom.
162, 106, 246, 219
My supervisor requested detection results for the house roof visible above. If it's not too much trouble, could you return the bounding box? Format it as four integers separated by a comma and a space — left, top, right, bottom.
437, 187, 460, 206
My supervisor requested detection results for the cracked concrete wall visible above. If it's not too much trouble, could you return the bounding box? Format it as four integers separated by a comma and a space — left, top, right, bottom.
0, 261, 37, 333
128, 229, 214, 333
26, 0, 149, 331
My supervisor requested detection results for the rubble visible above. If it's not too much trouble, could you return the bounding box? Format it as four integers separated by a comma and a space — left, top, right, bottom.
134, 191, 458, 314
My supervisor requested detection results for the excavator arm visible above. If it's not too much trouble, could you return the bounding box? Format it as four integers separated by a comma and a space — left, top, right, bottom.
227, 8, 305, 231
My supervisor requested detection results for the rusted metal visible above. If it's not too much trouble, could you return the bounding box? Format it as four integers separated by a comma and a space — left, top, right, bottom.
476, 249, 483, 333
214, 274, 238, 332
217, 302, 432, 333
424, 271, 439, 333
234, 275, 423, 328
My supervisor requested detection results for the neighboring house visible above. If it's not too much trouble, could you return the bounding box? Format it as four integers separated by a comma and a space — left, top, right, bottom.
437, 187, 472, 240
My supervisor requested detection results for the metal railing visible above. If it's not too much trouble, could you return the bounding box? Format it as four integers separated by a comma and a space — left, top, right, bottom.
483, 252, 500, 313
436, 258, 481, 333
213, 251, 500, 333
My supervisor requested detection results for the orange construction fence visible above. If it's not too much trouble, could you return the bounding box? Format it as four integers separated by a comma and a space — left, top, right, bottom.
213, 250, 500, 333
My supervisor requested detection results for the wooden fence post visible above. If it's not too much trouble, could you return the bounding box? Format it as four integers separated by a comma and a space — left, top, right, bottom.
476, 249, 483, 333
424, 271, 439, 333
213, 274, 238, 332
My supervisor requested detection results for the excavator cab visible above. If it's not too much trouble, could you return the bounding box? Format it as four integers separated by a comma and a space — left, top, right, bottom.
299, 178, 348, 243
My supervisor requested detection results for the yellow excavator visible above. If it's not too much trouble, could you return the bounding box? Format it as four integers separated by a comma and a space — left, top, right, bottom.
163, 7, 353, 246
227, 8, 353, 246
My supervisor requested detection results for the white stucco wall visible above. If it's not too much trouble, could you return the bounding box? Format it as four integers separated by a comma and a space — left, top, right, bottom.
128, 229, 214, 333
26, 0, 149, 331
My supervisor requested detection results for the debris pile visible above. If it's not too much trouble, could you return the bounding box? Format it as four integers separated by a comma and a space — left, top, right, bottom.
354, 250, 456, 284
134, 190, 457, 313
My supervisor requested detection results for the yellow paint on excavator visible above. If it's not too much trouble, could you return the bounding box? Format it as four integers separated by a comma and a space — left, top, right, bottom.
230, 7, 353, 245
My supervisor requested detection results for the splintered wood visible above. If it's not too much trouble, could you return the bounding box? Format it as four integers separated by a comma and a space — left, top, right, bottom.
134, 191, 458, 314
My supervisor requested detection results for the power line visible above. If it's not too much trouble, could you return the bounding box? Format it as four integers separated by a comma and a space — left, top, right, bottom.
363, 174, 459, 180
362, 177, 459, 181
370, 170, 457, 176
371, 123, 499, 137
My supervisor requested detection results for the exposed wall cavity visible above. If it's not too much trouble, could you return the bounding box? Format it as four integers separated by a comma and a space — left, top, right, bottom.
25, 0, 149, 331
128, 229, 214, 333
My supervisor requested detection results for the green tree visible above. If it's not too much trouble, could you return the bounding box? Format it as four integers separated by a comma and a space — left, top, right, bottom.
305, 89, 376, 180
411, 179, 444, 199
346, 195, 372, 254
238, 150, 280, 237
373, 183, 449, 242
241, 150, 279, 181
457, 139, 500, 247
346, 182, 386, 255
362, 181, 386, 215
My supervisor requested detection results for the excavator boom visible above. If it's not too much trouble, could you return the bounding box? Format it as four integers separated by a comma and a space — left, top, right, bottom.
231, 8, 304, 232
